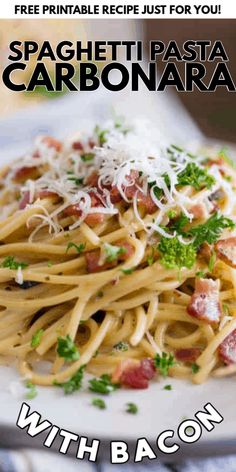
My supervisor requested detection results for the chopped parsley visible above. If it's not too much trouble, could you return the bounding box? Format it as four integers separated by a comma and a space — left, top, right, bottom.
57, 335, 80, 362
113, 341, 129, 352
189, 213, 235, 249
66, 242, 86, 254
208, 250, 216, 273
92, 398, 106, 410
169, 212, 190, 235
147, 247, 155, 266
103, 243, 127, 263
31, 329, 44, 348
67, 175, 84, 186
191, 363, 200, 374
154, 352, 175, 377
126, 402, 138, 414
167, 209, 177, 219
1, 256, 28, 270
121, 268, 134, 275
89, 374, 119, 395
94, 125, 108, 145
47, 261, 53, 267
158, 236, 196, 270
54, 366, 85, 395
80, 152, 95, 162
196, 270, 206, 278
218, 147, 236, 170
163, 384, 172, 391
177, 162, 215, 190
26, 381, 37, 400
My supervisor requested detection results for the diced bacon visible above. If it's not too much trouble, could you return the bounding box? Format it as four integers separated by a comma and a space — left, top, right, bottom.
41, 136, 62, 152
85, 241, 134, 273
112, 358, 156, 389
85, 252, 115, 273
137, 191, 157, 214
64, 192, 105, 227
14, 166, 38, 182
38, 190, 59, 199
190, 203, 208, 220
109, 186, 123, 204
72, 141, 84, 151
219, 329, 236, 365
175, 348, 201, 363
19, 191, 30, 210
19, 190, 59, 209
215, 238, 236, 269
187, 278, 222, 323
86, 171, 99, 187
88, 139, 95, 149
84, 213, 105, 226
198, 242, 212, 263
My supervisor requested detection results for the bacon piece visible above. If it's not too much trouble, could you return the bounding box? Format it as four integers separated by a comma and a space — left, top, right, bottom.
215, 238, 236, 269
19, 191, 30, 210
86, 171, 99, 187
219, 329, 236, 365
37, 190, 59, 199
187, 278, 222, 323
14, 166, 38, 182
85, 241, 134, 273
64, 193, 105, 227
112, 358, 156, 389
85, 252, 115, 273
41, 136, 62, 152
72, 141, 84, 151
190, 202, 208, 220
175, 348, 201, 363
198, 242, 212, 263
19, 190, 59, 210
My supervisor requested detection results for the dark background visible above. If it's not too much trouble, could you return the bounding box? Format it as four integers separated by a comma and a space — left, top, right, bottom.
145, 20, 236, 143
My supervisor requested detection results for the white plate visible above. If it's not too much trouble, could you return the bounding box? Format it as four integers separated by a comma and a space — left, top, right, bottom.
0, 94, 234, 461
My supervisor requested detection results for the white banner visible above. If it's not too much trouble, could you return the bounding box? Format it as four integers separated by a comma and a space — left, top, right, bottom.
0, 0, 235, 19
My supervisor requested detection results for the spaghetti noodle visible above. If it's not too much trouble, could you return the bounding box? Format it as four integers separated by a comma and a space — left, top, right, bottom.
1, 119, 236, 392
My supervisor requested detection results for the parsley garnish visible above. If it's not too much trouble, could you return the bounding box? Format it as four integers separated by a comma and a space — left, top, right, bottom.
189, 213, 235, 249
26, 381, 37, 400
31, 329, 44, 348
92, 398, 106, 409
66, 242, 86, 254
103, 243, 127, 263
67, 175, 84, 186
218, 147, 236, 170
126, 402, 138, 414
167, 209, 177, 219
147, 247, 155, 266
191, 363, 200, 374
169, 212, 190, 235
154, 352, 175, 377
121, 268, 134, 275
163, 384, 172, 391
57, 335, 80, 362
94, 125, 109, 145
196, 270, 206, 278
1, 256, 28, 270
80, 153, 95, 162
89, 374, 119, 395
113, 341, 129, 352
47, 261, 53, 267
177, 162, 215, 190
158, 236, 196, 270
54, 366, 85, 395
208, 250, 216, 273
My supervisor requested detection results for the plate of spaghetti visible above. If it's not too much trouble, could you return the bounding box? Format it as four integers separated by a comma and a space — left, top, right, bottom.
1, 117, 236, 449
